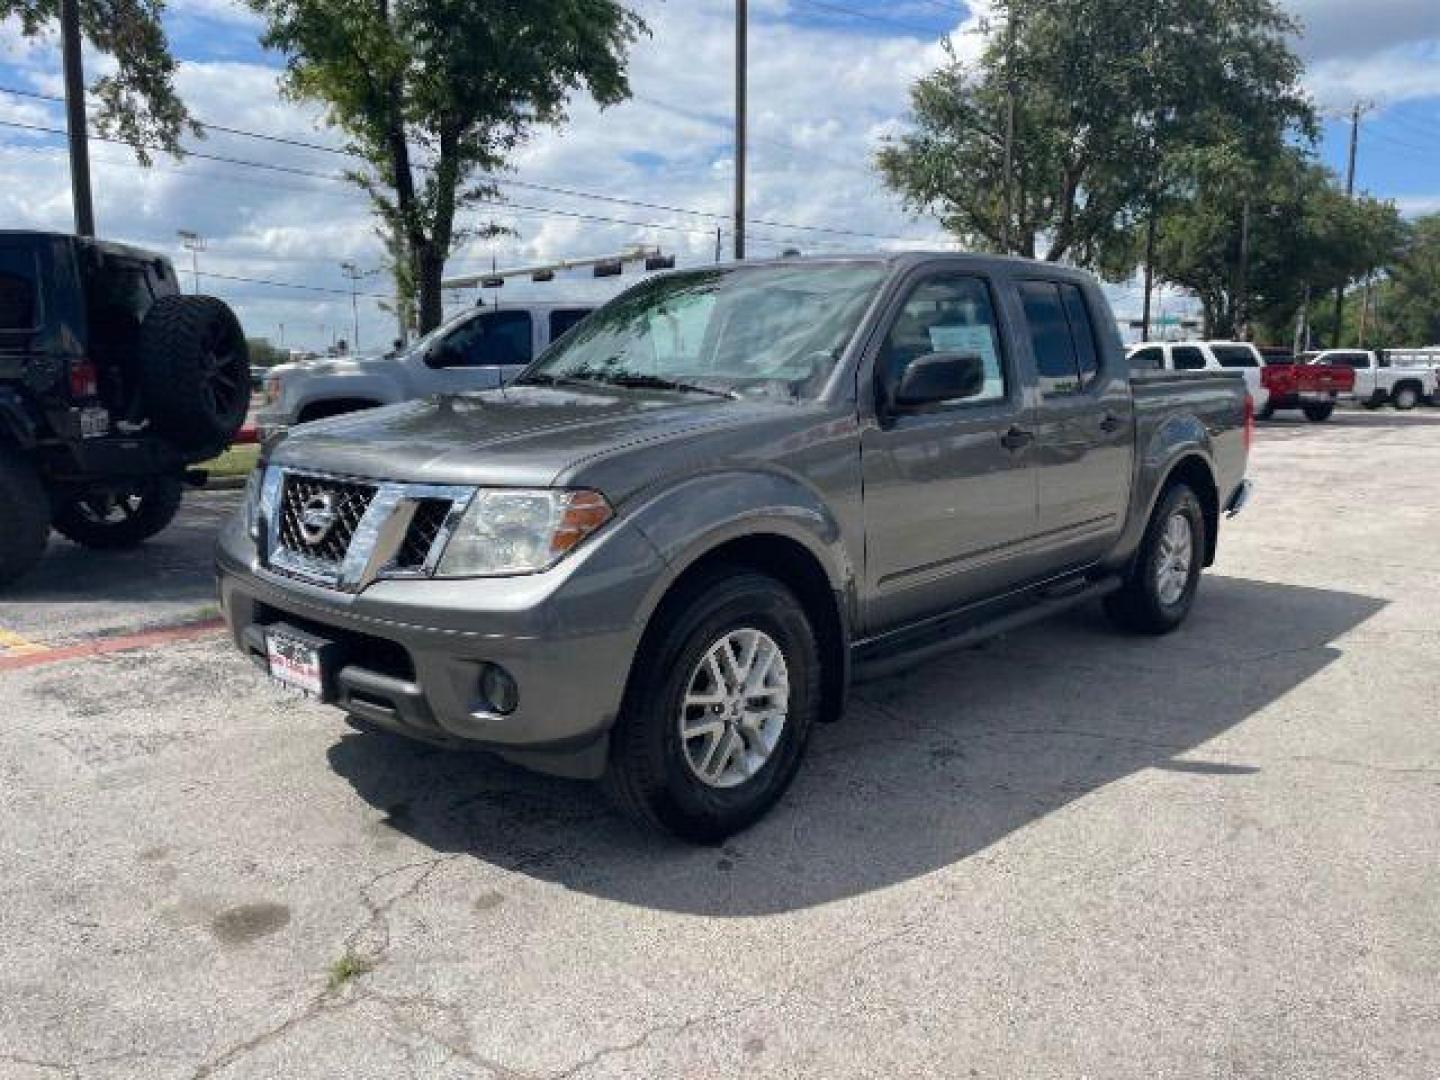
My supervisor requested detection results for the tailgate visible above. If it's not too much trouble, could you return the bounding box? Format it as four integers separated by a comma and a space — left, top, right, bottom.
1293, 364, 1354, 393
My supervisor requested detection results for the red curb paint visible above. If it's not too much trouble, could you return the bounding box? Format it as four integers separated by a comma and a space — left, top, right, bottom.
0, 618, 226, 673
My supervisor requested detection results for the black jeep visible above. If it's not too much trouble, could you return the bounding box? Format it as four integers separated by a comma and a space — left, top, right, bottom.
0, 231, 249, 586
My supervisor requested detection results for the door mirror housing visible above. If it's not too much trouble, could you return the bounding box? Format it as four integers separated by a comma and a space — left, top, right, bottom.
427, 342, 463, 369
893, 352, 986, 410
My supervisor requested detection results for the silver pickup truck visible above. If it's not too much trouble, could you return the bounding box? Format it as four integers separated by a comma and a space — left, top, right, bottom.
218, 254, 1252, 841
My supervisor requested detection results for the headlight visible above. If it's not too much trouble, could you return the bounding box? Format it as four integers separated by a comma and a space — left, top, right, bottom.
436, 488, 613, 577
241, 467, 264, 541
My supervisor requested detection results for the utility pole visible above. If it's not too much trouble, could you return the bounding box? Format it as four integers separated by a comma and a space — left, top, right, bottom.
1141, 208, 1157, 342
177, 231, 206, 293
340, 262, 364, 351
733, 0, 747, 261
1332, 102, 1367, 346
1235, 194, 1251, 339
59, 0, 95, 237
1001, 11, 1016, 255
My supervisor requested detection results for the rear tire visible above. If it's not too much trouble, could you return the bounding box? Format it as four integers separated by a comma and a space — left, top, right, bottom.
1256, 403, 1275, 421
52, 476, 184, 550
0, 447, 50, 587
1392, 384, 1420, 411
139, 295, 250, 454
603, 568, 821, 842
1104, 483, 1206, 635
1303, 402, 1335, 422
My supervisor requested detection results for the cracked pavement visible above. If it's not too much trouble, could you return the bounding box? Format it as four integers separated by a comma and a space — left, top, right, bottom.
1, 410, 1438, 1078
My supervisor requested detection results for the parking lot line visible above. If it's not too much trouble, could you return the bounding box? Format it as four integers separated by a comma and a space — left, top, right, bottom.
0, 618, 225, 674
0, 627, 49, 658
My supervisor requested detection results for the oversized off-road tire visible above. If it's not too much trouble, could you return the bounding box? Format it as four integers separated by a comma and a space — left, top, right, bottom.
52, 476, 184, 550
603, 568, 821, 842
1104, 482, 1206, 636
139, 295, 249, 453
1303, 402, 1335, 422
0, 446, 50, 587
1392, 383, 1421, 411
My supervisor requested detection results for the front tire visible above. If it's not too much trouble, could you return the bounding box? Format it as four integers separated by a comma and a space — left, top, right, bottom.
1303, 402, 1335, 422
1104, 483, 1206, 635
52, 476, 184, 550
1256, 403, 1276, 421
603, 569, 821, 842
0, 447, 50, 587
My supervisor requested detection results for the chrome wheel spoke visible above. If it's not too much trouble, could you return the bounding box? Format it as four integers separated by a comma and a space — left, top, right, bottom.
679, 626, 790, 789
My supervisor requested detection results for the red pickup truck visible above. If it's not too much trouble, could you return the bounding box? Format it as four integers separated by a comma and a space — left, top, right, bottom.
1258, 351, 1355, 422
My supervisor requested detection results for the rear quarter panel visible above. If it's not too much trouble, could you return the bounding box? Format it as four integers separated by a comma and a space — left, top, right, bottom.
1109, 369, 1248, 571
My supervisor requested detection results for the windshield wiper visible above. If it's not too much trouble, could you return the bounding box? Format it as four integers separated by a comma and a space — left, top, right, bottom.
595, 373, 738, 399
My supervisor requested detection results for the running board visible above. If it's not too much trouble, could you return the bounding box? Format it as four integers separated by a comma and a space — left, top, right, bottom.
852, 575, 1123, 682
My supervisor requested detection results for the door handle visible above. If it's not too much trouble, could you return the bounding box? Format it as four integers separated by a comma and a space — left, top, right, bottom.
1000, 426, 1034, 451
1099, 413, 1123, 433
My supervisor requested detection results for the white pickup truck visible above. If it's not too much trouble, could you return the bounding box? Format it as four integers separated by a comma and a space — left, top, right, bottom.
1300, 349, 1438, 410
1126, 340, 1269, 412
256, 300, 594, 438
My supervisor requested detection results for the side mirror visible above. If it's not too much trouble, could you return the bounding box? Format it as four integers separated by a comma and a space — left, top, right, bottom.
894, 351, 986, 409
428, 343, 463, 369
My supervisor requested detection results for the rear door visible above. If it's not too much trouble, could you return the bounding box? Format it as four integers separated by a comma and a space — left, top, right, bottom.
860, 268, 1039, 632
1015, 278, 1135, 570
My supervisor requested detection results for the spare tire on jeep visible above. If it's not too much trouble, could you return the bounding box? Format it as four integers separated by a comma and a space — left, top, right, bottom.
138, 295, 249, 453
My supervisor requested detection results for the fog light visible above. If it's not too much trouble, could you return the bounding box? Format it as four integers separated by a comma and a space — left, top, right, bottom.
480, 663, 519, 715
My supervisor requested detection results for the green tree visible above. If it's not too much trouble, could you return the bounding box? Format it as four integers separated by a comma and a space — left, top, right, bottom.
875, 0, 1310, 270
1, 0, 195, 158
249, 0, 646, 333
1154, 146, 1404, 340
1382, 214, 1440, 346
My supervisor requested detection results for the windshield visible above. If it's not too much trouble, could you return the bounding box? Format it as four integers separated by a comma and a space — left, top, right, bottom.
519, 263, 887, 400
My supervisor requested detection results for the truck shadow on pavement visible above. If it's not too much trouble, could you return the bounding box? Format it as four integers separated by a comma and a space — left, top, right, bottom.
327, 574, 1385, 916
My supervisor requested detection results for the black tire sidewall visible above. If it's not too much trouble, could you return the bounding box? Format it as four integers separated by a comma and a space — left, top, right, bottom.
1304, 403, 1334, 422
613, 571, 820, 841
52, 476, 184, 549
1139, 485, 1205, 628
139, 296, 250, 452
0, 447, 50, 586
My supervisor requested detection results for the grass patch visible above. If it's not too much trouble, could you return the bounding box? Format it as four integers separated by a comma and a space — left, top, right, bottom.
327, 951, 375, 991
199, 443, 261, 479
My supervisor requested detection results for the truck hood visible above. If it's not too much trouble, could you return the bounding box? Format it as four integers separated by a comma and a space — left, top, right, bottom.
268, 386, 797, 494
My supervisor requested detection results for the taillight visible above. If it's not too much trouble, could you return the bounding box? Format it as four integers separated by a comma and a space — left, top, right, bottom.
68, 358, 99, 399
1243, 393, 1255, 450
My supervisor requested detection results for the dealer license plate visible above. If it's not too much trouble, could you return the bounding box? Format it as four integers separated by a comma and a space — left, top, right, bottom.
266, 629, 324, 697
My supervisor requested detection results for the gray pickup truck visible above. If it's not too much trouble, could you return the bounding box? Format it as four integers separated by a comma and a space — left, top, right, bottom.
218, 254, 1252, 840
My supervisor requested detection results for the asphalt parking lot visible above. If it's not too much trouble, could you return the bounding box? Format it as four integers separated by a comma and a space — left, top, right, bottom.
2, 410, 1438, 1079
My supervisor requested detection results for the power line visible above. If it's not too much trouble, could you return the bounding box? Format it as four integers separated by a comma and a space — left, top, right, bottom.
202, 269, 396, 301
789, 0, 947, 36
0, 83, 948, 246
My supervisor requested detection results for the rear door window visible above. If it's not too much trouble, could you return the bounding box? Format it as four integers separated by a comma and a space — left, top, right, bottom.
549, 308, 592, 342
1211, 345, 1259, 368
1172, 346, 1207, 371
1016, 280, 1100, 395
0, 246, 40, 331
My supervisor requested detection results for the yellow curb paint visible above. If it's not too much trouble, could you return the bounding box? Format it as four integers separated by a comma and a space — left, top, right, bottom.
0, 627, 48, 657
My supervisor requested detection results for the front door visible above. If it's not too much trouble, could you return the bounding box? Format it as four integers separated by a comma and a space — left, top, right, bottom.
1013, 279, 1134, 570
861, 270, 1039, 634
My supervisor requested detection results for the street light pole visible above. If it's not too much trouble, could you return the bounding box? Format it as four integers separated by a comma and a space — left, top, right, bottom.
59, 0, 95, 237
340, 262, 364, 352
733, 0, 747, 261
177, 230, 206, 293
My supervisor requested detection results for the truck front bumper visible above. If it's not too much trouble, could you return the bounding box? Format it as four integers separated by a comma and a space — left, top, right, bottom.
215, 515, 667, 780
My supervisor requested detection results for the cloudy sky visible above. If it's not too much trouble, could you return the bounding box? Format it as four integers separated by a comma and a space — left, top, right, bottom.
1, 0, 1437, 350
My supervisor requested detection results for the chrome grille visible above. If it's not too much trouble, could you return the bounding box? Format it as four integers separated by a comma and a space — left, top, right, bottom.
393, 498, 453, 570
276, 473, 377, 564
260, 468, 472, 592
